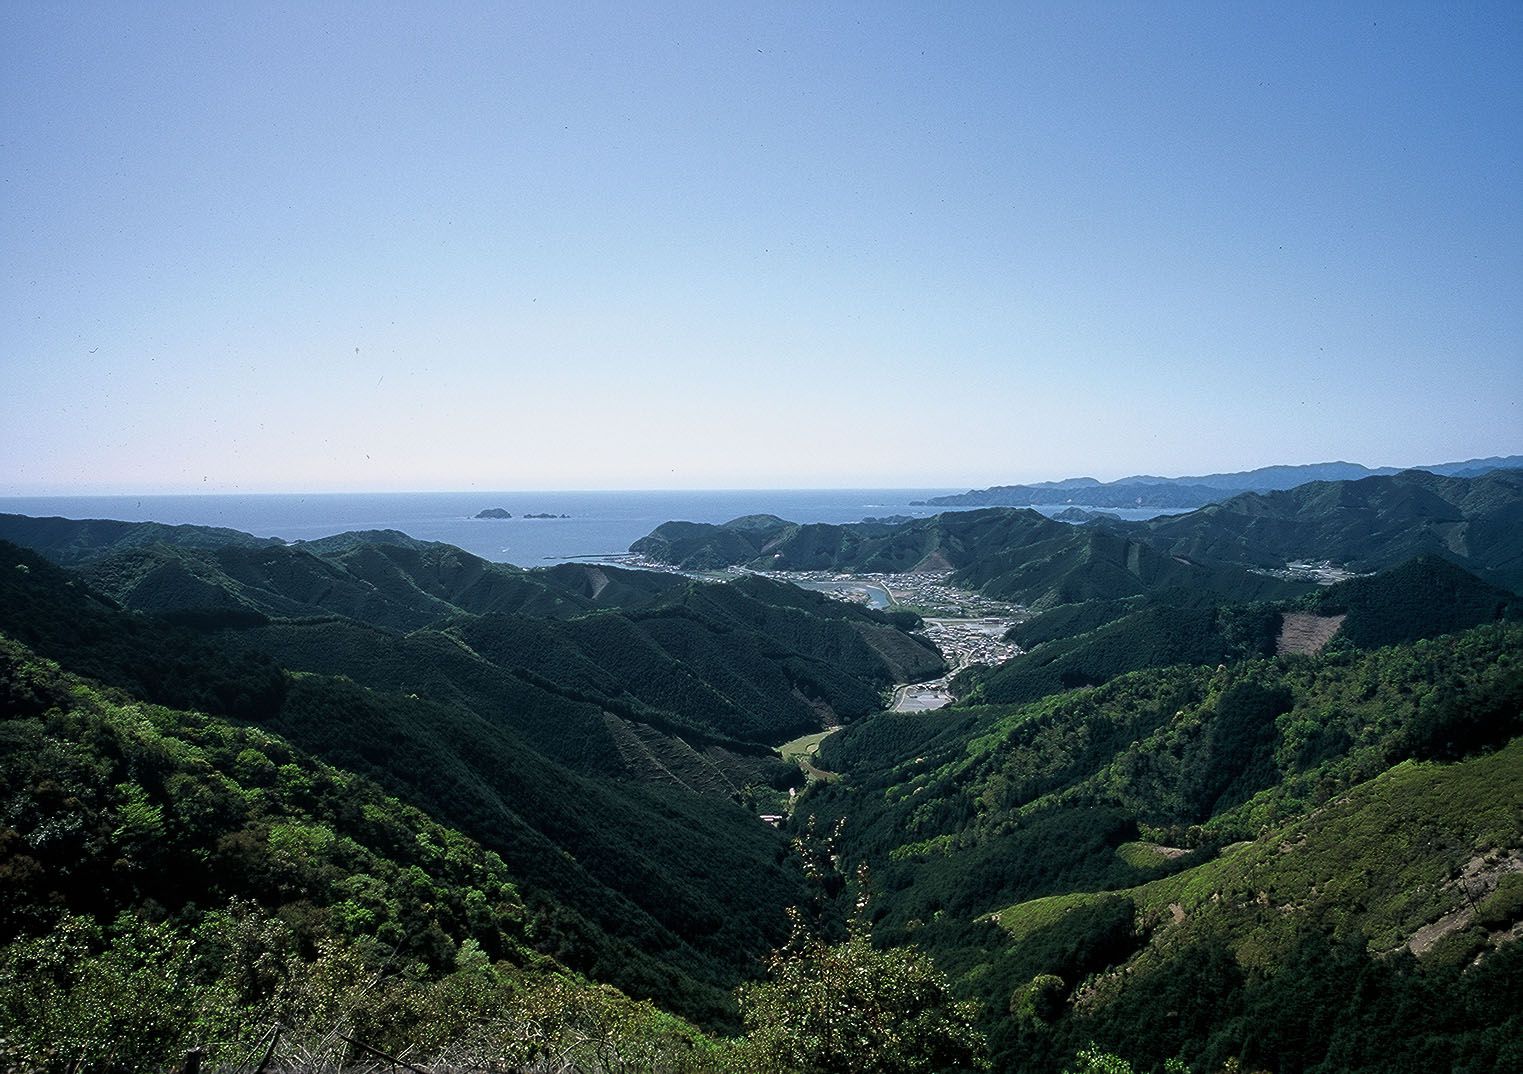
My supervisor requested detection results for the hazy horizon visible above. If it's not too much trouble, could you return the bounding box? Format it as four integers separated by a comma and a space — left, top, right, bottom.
2, 449, 1519, 500
4, 5, 1520, 494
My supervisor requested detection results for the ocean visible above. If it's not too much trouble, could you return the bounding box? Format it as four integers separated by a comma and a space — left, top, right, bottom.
0, 490, 1176, 568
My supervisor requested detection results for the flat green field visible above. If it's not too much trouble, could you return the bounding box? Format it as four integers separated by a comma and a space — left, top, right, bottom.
778, 729, 841, 781
778, 729, 836, 763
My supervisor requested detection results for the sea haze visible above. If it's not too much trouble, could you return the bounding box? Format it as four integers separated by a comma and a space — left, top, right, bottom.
0, 490, 1180, 567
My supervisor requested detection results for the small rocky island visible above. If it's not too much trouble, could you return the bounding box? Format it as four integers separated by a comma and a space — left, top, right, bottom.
474, 508, 571, 519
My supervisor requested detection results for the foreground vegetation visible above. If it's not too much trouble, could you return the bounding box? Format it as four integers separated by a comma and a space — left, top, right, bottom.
0, 635, 985, 1073
799, 622, 1523, 1072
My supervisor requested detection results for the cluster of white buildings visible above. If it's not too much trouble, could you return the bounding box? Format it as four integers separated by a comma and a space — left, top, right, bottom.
921, 618, 1024, 670
1251, 560, 1364, 585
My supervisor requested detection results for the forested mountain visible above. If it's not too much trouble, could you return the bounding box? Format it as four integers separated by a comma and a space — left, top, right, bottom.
1305, 553, 1520, 648
0, 512, 285, 564
625, 473, 1523, 1071
0, 541, 805, 1023
948, 524, 1307, 608
918, 481, 1242, 510
67, 528, 636, 627
0, 524, 937, 1034
632, 469, 1523, 605
0, 634, 722, 1072
1, 627, 984, 1074
633, 509, 1308, 610
632, 509, 1061, 573
1146, 468, 1523, 591
5, 522, 943, 759
801, 624, 1523, 1073
958, 555, 1519, 707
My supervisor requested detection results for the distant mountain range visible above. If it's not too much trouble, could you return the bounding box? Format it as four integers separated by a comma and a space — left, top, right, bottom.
916, 455, 1523, 510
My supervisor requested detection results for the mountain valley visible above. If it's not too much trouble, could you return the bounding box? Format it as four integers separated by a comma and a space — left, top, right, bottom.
2, 467, 1521, 1073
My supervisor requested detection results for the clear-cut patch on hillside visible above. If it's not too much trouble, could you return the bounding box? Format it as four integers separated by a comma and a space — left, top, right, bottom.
1406, 849, 1523, 957
1276, 611, 1346, 655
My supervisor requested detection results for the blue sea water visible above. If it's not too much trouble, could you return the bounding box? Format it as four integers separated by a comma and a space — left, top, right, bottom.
0, 490, 1175, 568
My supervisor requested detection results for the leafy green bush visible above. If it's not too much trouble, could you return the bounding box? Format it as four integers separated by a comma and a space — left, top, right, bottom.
731, 913, 987, 1074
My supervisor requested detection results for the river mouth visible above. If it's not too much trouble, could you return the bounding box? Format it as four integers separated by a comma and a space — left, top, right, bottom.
785, 577, 893, 609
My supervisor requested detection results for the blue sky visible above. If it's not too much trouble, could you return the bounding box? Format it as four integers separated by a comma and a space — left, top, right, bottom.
3, 2, 1520, 493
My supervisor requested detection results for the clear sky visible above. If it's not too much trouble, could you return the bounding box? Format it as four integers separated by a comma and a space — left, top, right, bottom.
3, 2, 1520, 493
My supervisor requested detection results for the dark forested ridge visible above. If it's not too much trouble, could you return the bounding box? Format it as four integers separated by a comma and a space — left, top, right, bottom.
0, 540, 808, 1024
5, 524, 943, 758
957, 555, 1519, 708
4, 481, 1523, 1074
0, 635, 824, 1074
631, 469, 1523, 605
0, 512, 285, 565
1146, 468, 1523, 591
633, 508, 1310, 610
0, 524, 940, 1034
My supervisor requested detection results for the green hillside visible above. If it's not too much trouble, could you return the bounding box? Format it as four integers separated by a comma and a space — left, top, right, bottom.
0, 633, 987, 1074
211, 574, 939, 778
0, 602, 985, 1074
957, 601, 1281, 707
1306, 553, 1520, 649
1146, 468, 1523, 591
989, 741, 1523, 1073
0, 635, 721, 1074
961, 556, 1517, 710
796, 624, 1523, 1072
0, 540, 809, 1023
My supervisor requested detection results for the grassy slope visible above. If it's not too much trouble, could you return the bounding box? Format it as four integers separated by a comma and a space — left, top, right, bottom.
990, 740, 1523, 966
984, 742, 1523, 1073
798, 624, 1523, 1071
